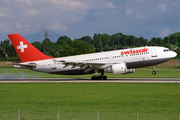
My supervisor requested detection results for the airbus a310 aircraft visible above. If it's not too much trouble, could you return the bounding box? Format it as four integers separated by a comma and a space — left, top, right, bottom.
8, 34, 177, 80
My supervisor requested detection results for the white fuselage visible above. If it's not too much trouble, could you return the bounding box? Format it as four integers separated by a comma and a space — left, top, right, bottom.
17, 46, 177, 75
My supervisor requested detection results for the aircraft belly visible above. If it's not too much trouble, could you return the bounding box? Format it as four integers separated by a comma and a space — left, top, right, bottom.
49, 69, 94, 75
126, 58, 172, 69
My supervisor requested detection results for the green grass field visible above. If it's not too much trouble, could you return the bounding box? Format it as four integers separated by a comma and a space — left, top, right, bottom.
0, 67, 180, 119
0, 83, 179, 120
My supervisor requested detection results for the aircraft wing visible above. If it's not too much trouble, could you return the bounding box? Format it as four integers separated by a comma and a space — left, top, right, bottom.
54, 59, 115, 73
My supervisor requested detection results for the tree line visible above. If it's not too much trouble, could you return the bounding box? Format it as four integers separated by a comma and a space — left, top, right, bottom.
1, 32, 180, 61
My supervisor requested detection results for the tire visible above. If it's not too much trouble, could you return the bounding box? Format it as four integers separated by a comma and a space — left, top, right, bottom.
152, 71, 156, 75
91, 76, 96, 80
103, 76, 107, 80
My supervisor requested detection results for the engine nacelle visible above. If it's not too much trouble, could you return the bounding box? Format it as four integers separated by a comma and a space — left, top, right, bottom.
104, 63, 135, 74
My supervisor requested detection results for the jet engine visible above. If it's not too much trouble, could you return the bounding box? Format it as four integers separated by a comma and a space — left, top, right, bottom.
104, 63, 135, 74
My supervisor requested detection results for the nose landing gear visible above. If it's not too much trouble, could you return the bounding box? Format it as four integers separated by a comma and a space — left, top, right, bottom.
152, 66, 156, 75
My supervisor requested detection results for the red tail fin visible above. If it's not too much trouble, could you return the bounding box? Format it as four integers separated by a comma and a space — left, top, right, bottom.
8, 33, 53, 62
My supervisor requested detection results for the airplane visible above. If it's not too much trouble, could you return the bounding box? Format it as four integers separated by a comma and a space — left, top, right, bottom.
7, 33, 177, 80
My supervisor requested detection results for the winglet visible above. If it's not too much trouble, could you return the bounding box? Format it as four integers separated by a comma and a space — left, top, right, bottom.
8, 33, 53, 62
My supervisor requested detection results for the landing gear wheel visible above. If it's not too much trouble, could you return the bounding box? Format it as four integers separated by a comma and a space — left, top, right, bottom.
152, 71, 156, 75
91, 76, 107, 80
103, 76, 107, 80
97, 76, 102, 80
91, 76, 96, 80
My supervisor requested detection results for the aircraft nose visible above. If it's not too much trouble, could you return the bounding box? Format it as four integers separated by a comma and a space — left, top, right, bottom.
171, 51, 177, 58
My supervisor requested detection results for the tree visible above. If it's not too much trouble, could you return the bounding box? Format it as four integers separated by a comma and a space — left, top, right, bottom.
104, 43, 110, 51
156, 37, 163, 46
138, 36, 148, 46
62, 45, 74, 56
56, 36, 72, 46
127, 36, 134, 47
80, 36, 93, 44
150, 37, 158, 46
32, 41, 42, 50
169, 35, 176, 44
176, 49, 180, 58
71, 40, 95, 55
163, 37, 169, 45
92, 33, 100, 49
121, 35, 128, 47
54, 51, 60, 57
100, 33, 111, 48
110, 34, 117, 48
165, 43, 174, 50
0, 39, 11, 57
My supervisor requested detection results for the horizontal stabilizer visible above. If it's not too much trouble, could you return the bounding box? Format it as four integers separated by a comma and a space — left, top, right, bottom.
9, 63, 36, 69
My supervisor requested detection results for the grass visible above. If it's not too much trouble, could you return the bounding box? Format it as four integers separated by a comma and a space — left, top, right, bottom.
0, 83, 179, 120
0, 66, 15, 69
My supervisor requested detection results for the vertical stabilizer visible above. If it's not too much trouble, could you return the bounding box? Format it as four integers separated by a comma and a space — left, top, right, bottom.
8, 34, 53, 62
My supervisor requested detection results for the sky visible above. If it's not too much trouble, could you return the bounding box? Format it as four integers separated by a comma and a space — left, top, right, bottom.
0, 0, 180, 41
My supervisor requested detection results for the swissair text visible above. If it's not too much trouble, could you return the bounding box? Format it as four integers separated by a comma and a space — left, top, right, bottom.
121, 48, 148, 55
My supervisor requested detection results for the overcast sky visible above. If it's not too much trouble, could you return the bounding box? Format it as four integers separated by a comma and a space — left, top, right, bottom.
0, 0, 180, 40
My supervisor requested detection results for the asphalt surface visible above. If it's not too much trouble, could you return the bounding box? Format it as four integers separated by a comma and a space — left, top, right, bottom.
0, 78, 180, 83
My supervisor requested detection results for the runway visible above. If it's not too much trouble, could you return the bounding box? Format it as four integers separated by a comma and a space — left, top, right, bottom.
0, 78, 180, 83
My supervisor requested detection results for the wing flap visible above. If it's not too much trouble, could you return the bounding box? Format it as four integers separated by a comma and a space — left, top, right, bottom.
57, 59, 114, 73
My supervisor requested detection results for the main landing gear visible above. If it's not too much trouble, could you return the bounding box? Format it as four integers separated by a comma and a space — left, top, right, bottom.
152, 65, 156, 75
91, 75, 107, 80
91, 69, 107, 80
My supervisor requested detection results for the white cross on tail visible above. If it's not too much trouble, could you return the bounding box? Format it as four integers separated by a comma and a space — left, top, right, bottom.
17, 41, 27, 53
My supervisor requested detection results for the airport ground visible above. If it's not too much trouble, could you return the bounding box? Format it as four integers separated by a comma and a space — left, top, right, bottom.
0, 60, 180, 119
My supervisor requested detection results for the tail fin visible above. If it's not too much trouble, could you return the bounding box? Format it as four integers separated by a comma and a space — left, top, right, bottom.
8, 33, 53, 62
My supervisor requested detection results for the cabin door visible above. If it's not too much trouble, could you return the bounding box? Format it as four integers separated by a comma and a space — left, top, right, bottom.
151, 48, 157, 57
51, 59, 57, 69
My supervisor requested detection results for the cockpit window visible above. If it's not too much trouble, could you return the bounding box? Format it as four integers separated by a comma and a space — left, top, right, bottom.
164, 49, 169, 52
